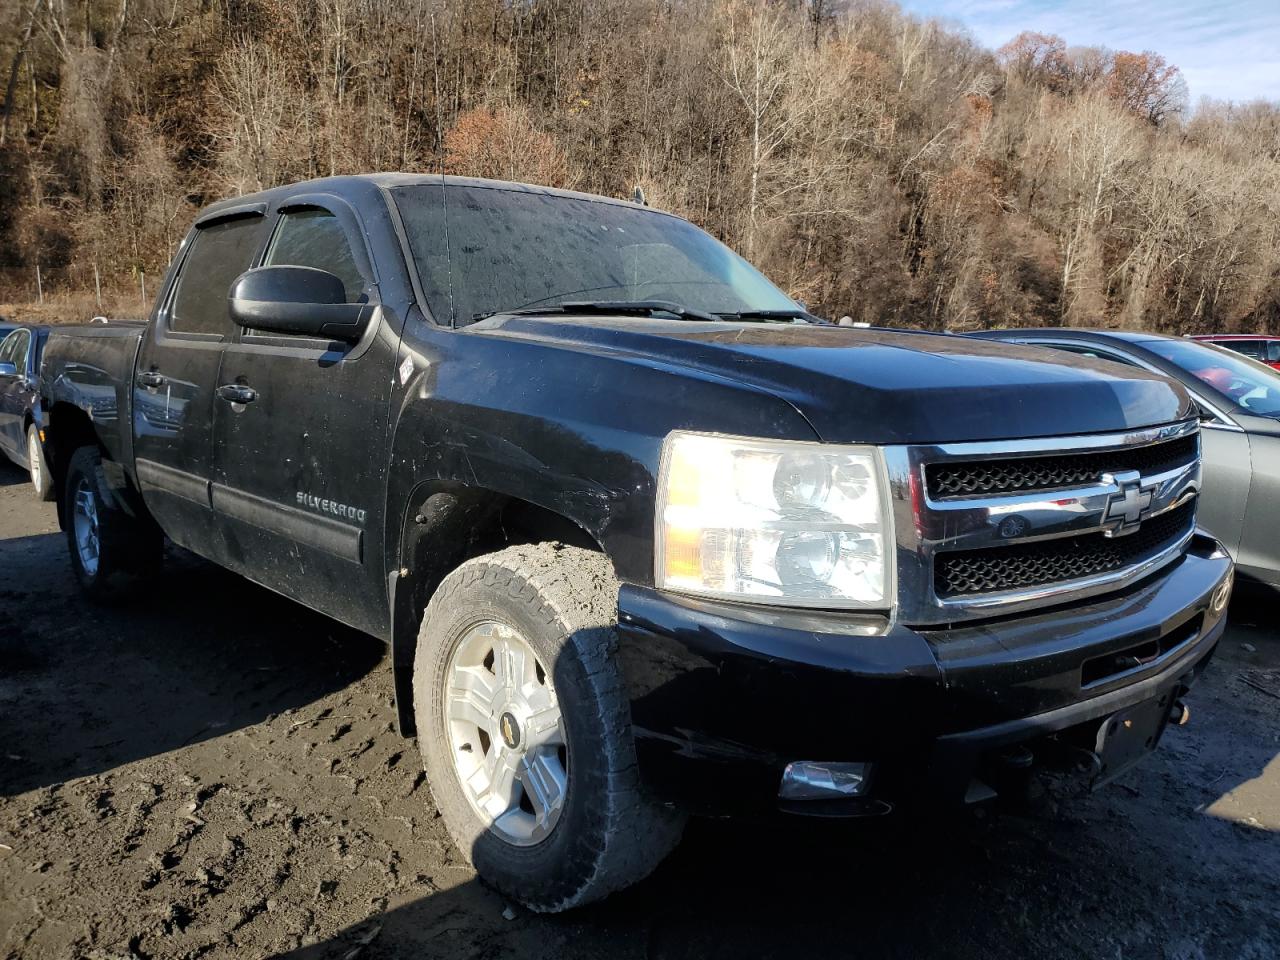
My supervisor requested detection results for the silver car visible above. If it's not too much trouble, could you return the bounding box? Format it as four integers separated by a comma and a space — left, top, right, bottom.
972, 329, 1279, 591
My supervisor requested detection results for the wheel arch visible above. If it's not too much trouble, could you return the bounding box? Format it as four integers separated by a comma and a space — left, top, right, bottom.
46, 402, 103, 523
388, 479, 610, 737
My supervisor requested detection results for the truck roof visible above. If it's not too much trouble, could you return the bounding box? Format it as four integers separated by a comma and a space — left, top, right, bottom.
198, 173, 682, 224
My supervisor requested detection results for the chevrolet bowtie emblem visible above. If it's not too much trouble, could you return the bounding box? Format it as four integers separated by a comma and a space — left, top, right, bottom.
1102, 470, 1154, 537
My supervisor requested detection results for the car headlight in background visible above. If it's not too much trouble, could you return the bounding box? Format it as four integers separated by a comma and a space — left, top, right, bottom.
656, 432, 893, 608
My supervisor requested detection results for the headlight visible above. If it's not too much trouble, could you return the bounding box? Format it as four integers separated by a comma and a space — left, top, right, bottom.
655, 432, 893, 608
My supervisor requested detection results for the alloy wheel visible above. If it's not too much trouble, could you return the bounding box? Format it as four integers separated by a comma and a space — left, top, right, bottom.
28, 431, 42, 494
443, 620, 568, 846
72, 477, 100, 577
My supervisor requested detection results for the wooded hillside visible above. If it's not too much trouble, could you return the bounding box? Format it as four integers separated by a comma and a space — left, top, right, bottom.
2, 0, 1278, 331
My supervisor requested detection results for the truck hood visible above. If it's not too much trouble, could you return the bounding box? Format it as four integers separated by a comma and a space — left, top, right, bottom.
474, 317, 1193, 444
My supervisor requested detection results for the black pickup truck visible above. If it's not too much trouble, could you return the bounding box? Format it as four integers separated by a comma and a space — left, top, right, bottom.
39, 175, 1233, 912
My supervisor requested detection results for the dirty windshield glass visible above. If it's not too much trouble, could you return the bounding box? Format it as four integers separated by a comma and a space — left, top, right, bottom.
390, 184, 797, 326
1146, 339, 1280, 417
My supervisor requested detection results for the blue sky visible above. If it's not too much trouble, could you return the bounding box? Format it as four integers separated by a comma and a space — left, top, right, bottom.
899, 0, 1280, 104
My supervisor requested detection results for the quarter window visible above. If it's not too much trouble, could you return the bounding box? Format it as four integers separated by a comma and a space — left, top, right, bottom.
265, 209, 366, 303
169, 215, 264, 336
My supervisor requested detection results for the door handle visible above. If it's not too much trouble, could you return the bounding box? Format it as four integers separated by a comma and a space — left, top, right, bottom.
136, 370, 167, 389
216, 383, 258, 404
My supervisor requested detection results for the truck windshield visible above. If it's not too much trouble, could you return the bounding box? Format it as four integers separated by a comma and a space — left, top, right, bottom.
390, 184, 799, 326
1146, 338, 1280, 417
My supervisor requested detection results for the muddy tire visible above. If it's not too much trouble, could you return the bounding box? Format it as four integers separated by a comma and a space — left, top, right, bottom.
28, 425, 54, 502
63, 445, 161, 602
413, 542, 685, 912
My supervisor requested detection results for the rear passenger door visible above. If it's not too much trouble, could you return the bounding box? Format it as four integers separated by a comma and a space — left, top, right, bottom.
134, 209, 266, 559
210, 200, 397, 637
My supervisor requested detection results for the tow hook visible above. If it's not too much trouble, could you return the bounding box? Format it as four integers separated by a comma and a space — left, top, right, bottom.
1070, 745, 1104, 779
1169, 700, 1190, 726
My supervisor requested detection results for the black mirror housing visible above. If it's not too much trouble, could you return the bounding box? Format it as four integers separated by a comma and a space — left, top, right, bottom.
229, 265, 368, 343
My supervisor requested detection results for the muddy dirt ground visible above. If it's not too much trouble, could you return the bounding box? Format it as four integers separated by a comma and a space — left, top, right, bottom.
1, 460, 1278, 960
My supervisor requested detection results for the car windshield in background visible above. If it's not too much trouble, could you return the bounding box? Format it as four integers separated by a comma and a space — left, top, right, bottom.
1146, 339, 1280, 417
390, 185, 798, 325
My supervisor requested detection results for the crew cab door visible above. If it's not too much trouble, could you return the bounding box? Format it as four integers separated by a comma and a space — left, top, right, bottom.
133, 208, 268, 559
210, 201, 396, 637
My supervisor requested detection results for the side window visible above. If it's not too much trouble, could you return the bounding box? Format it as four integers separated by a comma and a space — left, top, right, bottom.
0, 330, 31, 370
0, 331, 18, 365
13, 330, 31, 371
170, 215, 264, 336
1268, 343, 1280, 363
264, 209, 366, 304
1232, 340, 1265, 360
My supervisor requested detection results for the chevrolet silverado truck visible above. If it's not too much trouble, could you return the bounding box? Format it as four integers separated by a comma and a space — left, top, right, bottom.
39, 175, 1233, 912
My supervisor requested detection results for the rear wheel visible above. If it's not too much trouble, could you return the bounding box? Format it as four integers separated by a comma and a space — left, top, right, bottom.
64, 446, 161, 601
27, 426, 54, 501
413, 542, 685, 912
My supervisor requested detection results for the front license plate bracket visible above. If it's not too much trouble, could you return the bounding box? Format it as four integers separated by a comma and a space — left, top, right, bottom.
1091, 695, 1171, 789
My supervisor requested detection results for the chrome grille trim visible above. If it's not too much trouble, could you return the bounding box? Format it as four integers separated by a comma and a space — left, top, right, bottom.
935, 501, 1196, 597
883, 420, 1201, 626
924, 434, 1197, 499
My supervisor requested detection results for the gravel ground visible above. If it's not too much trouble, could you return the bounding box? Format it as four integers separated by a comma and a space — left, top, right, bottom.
1, 459, 1278, 960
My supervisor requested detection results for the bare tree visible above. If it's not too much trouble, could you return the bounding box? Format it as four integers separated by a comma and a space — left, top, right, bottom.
1, 0, 1277, 335
721, 4, 804, 257
0, 0, 43, 146
1106, 50, 1186, 126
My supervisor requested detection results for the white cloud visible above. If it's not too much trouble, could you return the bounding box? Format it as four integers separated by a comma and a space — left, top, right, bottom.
900, 0, 1280, 103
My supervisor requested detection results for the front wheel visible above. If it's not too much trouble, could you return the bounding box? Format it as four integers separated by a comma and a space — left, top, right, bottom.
413, 542, 685, 912
27, 426, 54, 501
63, 446, 161, 601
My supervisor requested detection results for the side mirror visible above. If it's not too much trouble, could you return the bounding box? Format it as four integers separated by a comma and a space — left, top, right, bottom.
0, 361, 17, 378
228, 266, 369, 343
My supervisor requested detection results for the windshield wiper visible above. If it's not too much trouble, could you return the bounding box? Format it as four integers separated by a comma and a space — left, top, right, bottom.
473, 300, 721, 323
715, 309, 824, 323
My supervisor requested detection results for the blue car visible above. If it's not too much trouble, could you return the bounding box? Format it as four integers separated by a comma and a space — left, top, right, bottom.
0, 324, 54, 500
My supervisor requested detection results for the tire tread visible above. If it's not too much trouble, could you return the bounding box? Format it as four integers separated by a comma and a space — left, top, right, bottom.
415, 542, 684, 912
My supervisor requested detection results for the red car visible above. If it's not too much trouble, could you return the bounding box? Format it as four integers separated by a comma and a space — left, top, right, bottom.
1190, 334, 1280, 369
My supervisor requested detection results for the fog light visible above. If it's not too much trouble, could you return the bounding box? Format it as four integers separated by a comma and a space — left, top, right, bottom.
779, 761, 868, 800
1211, 571, 1233, 614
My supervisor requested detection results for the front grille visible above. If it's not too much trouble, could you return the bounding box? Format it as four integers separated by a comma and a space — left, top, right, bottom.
925, 435, 1197, 499
934, 500, 1195, 598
